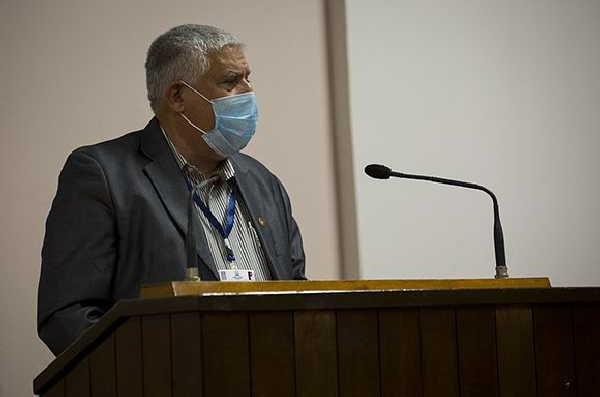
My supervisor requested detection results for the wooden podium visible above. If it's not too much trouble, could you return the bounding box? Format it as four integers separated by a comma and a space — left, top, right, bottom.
34, 278, 600, 397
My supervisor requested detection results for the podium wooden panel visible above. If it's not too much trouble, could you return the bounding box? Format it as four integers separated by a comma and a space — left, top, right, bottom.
34, 278, 600, 397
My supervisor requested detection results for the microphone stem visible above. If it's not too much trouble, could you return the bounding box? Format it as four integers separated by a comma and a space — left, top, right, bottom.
390, 171, 508, 278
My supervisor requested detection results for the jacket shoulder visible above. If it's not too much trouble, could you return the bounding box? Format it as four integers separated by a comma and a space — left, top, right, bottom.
233, 153, 277, 179
72, 128, 143, 161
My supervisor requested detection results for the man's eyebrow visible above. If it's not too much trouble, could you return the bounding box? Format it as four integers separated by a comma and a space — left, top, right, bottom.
222, 69, 251, 78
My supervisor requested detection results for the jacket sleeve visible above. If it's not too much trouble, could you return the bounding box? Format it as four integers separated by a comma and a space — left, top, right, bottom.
274, 176, 307, 280
38, 149, 116, 356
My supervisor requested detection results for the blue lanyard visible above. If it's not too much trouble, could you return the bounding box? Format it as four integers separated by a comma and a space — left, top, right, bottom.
185, 177, 237, 262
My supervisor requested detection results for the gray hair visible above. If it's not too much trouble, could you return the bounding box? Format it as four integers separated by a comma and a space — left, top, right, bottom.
145, 24, 244, 112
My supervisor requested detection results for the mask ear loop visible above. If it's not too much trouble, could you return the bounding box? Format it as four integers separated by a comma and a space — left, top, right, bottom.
179, 80, 215, 134
180, 110, 226, 157
180, 112, 208, 134
180, 80, 213, 104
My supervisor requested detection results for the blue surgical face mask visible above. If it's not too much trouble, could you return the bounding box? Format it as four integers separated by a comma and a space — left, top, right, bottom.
179, 80, 258, 157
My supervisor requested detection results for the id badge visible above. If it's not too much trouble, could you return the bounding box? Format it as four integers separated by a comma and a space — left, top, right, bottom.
219, 269, 256, 282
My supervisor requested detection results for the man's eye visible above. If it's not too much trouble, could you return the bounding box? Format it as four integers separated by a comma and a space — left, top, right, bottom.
222, 79, 238, 88
221, 76, 249, 91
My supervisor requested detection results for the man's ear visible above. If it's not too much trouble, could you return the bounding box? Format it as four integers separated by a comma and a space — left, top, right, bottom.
165, 81, 186, 112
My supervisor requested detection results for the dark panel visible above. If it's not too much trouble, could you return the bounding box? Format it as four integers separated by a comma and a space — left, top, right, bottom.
34, 287, 600, 397
115, 317, 143, 396
171, 312, 203, 397
573, 304, 600, 395
456, 306, 499, 397
294, 310, 338, 397
142, 314, 172, 397
420, 307, 459, 397
378, 309, 422, 397
202, 312, 251, 397
337, 310, 380, 397
65, 357, 90, 397
89, 334, 117, 397
43, 379, 65, 397
533, 304, 576, 397
496, 305, 536, 397
249, 312, 295, 397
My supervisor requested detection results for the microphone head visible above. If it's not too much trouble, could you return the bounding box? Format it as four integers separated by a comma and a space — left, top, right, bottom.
365, 164, 392, 179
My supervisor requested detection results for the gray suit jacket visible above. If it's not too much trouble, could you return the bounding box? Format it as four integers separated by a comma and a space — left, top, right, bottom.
38, 118, 306, 355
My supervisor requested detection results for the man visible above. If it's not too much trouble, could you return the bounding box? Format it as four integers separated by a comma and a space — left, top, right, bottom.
38, 24, 306, 356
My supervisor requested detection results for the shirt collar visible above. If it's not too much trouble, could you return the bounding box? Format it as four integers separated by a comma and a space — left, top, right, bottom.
160, 126, 235, 181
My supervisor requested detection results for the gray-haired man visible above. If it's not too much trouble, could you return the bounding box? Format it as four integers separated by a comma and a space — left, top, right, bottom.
38, 25, 306, 356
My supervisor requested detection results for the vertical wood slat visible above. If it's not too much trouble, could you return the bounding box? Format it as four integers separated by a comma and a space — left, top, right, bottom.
65, 357, 90, 397
90, 333, 117, 397
533, 304, 576, 397
420, 307, 460, 397
171, 312, 203, 397
250, 312, 295, 397
456, 306, 499, 397
379, 309, 422, 397
43, 379, 65, 397
202, 312, 251, 397
496, 305, 536, 397
142, 314, 172, 397
116, 317, 143, 397
573, 304, 600, 395
294, 311, 338, 397
337, 310, 380, 397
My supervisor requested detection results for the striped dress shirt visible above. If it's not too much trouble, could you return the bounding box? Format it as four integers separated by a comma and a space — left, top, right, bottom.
161, 128, 272, 281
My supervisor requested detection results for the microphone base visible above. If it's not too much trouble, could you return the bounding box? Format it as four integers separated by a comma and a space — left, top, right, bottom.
185, 267, 200, 281
494, 266, 509, 279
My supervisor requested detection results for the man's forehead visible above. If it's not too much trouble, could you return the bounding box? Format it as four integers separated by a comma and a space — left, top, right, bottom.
207, 46, 249, 75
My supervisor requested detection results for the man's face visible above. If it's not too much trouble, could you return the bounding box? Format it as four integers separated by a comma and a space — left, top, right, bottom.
181, 46, 253, 132
199, 45, 253, 99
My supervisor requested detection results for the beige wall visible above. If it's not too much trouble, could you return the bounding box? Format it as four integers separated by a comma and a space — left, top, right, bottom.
0, 1, 339, 395
345, 0, 600, 284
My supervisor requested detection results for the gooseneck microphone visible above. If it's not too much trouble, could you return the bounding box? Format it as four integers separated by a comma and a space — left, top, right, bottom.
365, 164, 508, 279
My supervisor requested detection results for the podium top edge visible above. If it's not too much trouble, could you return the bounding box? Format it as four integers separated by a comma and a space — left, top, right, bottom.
140, 277, 551, 298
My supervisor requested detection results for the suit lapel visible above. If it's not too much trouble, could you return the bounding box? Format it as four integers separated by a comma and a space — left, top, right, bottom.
140, 118, 219, 279
143, 151, 188, 235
